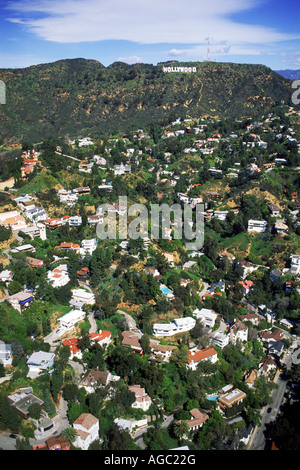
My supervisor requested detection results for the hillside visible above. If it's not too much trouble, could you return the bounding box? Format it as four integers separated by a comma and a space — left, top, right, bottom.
0, 58, 297, 142
275, 69, 300, 80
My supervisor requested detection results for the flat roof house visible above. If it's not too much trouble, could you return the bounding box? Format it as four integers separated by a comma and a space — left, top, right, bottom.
193, 308, 217, 328
71, 288, 95, 305
26, 351, 55, 373
58, 309, 85, 331
8, 291, 34, 313
247, 219, 267, 233
218, 389, 246, 411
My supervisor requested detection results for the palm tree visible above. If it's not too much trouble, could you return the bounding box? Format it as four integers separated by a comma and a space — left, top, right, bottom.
62, 427, 77, 444
173, 420, 189, 441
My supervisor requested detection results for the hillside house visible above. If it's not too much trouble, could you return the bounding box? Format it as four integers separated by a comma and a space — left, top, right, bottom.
149, 340, 176, 362
218, 389, 246, 412
247, 219, 267, 232
258, 356, 277, 376
179, 409, 209, 436
290, 254, 300, 274
153, 317, 196, 337
89, 330, 112, 348
71, 288, 95, 306
260, 328, 284, 344
8, 291, 34, 313
128, 385, 152, 411
210, 332, 230, 349
73, 413, 100, 450
0, 343, 13, 367
268, 204, 280, 217
57, 309, 85, 332
0, 270, 13, 285
240, 313, 261, 326
193, 308, 217, 328
33, 435, 71, 451
230, 319, 248, 345
79, 368, 120, 393
238, 279, 254, 295
62, 338, 82, 360
187, 347, 218, 371
26, 351, 55, 373
47, 268, 70, 288
274, 220, 288, 234
122, 331, 143, 355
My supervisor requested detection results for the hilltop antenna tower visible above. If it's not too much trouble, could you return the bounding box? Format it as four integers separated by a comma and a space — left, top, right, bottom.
207, 37, 211, 62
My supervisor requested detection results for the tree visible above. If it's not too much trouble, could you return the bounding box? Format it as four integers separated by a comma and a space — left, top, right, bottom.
62, 427, 77, 444
28, 402, 41, 420
173, 420, 189, 441
170, 344, 189, 369
140, 334, 151, 355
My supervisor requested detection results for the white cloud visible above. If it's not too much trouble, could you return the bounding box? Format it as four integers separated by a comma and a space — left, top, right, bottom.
5, 0, 299, 46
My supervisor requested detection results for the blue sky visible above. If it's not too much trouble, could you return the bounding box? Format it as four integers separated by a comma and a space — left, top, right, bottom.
0, 0, 299, 69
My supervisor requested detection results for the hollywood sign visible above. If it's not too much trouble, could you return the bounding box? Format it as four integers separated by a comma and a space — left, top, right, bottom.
163, 66, 197, 73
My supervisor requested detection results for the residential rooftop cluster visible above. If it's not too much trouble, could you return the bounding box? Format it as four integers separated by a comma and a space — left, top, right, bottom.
0, 106, 299, 451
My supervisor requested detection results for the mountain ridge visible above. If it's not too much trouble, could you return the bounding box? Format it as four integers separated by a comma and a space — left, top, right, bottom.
0, 58, 297, 142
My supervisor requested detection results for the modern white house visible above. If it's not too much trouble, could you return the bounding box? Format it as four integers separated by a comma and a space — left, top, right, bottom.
193, 308, 217, 328
73, 413, 100, 450
214, 210, 228, 221
71, 288, 95, 305
153, 317, 196, 337
47, 268, 70, 288
247, 219, 267, 232
26, 351, 55, 373
80, 238, 97, 256
210, 332, 229, 348
0, 342, 13, 367
68, 215, 82, 227
290, 254, 300, 274
57, 309, 86, 331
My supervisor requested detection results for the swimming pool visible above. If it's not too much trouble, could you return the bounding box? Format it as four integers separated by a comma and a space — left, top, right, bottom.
160, 285, 173, 295
206, 395, 218, 401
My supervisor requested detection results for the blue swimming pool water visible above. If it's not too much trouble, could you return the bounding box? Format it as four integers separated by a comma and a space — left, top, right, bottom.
161, 286, 172, 295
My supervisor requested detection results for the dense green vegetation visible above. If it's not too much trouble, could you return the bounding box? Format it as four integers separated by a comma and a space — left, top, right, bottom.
0, 59, 297, 142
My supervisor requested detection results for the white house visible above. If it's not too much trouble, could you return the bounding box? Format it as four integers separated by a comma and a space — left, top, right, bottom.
230, 319, 248, 345
153, 317, 196, 337
247, 219, 267, 232
58, 309, 85, 331
0, 342, 13, 367
71, 288, 95, 305
187, 347, 218, 371
47, 268, 70, 288
128, 385, 152, 412
73, 413, 100, 450
214, 210, 228, 221
80, 238, 97, 256
68, 215, 82, 227
0, 270, 13, 285
193, 308, 217, 328
26, 351, 55, 373
210, 332, 229, 348
290, 254, 300, 274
